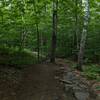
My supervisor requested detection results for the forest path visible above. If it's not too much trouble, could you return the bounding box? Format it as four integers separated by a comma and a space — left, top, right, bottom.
0, 59, 99, 100
16, 63, 67, 100
0, 61, 70, 100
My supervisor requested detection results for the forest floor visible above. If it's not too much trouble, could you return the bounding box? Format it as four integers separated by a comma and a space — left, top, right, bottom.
0, 58, 100, 100
0, 59, 69, 100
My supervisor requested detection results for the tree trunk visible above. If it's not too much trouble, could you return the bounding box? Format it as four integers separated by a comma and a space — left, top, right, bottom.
20, 27, 27, 50
50, 0, 58, 63
19, 16, 26, 50
75, 0, 79, 50
36, 23, 40, 62
77, 0, 89, 70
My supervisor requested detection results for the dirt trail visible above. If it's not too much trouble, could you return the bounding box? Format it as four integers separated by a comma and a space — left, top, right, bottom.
16, 63, 66, 100
0, 63, 68, 100
1, 59, 98, 100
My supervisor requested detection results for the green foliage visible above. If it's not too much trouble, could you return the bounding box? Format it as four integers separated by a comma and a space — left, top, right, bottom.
0, 46, 38, 67
95, 86, 100, 91
83, 65, 100, 80
0, 0, 100, 65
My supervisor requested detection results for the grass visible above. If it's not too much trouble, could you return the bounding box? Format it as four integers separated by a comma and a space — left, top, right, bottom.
0, 46, 39, 68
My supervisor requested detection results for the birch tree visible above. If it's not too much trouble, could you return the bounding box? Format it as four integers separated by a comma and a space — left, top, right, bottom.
77, 0, 90, 70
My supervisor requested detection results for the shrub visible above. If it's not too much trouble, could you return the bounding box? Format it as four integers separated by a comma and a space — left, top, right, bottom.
83, 65, 100, 80
0, 46, 38, 68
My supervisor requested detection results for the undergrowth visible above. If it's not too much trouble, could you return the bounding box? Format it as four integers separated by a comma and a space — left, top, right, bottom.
70, 60, 100, 81
83, 64, 100, 81
0, 45, 38, 68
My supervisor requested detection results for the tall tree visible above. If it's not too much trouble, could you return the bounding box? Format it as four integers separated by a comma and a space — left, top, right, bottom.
50, 0, 58, 63
77, 0, 90, 70
75, 0, 79, 50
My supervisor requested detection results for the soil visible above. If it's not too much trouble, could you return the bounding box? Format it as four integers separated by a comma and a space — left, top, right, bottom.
0, 58, 99, 100
0, 63, 67, 100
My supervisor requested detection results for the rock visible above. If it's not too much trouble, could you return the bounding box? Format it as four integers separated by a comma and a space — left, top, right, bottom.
79, 84, 88, 89
73, 86, 82, 91
65, 72, 77, 82
63, 67, 99, 100
74, 91, 89, 100
73, 85, 90, 100
65, 84, 73, 92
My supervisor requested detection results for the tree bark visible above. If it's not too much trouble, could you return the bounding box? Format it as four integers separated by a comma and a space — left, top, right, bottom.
20, 27, 27, 50
50, 0, 58, 63
19, 16, 27, 50
77, 0, 89, 70
36, 23, 40, 62
75, 0, 79, 50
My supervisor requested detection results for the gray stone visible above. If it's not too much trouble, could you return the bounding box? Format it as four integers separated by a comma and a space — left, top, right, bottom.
73, 86, 82, 91
74, 92, 89, 100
